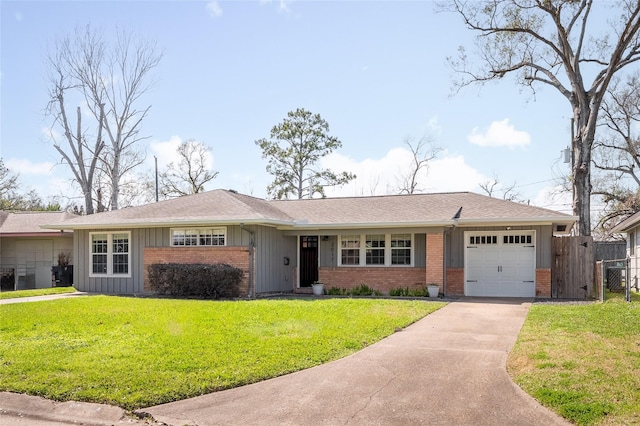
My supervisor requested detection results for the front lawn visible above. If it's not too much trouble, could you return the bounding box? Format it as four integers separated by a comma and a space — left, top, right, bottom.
508, 298, 640, 425
0, 296, 443, 410
0, 287, 77, 300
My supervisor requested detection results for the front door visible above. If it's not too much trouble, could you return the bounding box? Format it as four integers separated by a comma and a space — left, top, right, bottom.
300, 236, 318, 287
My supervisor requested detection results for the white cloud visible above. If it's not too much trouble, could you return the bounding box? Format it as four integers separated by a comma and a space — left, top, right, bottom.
149, 136, 183, 169
426, 116, 443, 136
259, 0, 293, 14
531, 184, 573, 215
5, 158, 54, 176
468, 119, 531, 149
321, 148, 487, 198
206, 1, 223, 17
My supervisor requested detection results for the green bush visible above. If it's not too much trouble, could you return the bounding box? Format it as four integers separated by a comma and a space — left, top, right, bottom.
326, 287, 349, 295
389, 287, 428, 297
351, 284, 374, 296
148, 263, 243, 299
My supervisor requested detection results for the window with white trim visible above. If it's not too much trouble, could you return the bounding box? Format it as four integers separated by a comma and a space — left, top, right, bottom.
339, 233, 413, 266
90, 232, 130, 277
341, 234, 360, 265
366, 234, 385, 265
390, 234, 412, 265
171, 227, 226, 247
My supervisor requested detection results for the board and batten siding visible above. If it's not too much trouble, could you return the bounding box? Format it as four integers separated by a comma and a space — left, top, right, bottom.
445, 225, 554, 269
74, 225, 295, 295
251, 225, 297, 293
74, 228, 141, 293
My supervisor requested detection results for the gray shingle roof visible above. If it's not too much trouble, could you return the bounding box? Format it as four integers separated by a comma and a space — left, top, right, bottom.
43, 189, 576, 230
611, 210, 640, 233
0, 211, 75, 235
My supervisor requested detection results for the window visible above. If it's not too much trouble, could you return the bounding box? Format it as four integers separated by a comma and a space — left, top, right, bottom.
366, 234, 385, 265
341, 235, 360, 265
339, 233, 413, 266
503, 235, 532, 245
470, 235, 498, 245
90, 232, 130, 277
391, 234, 412, 265
631, 231, 635, 256
171, 228, 226, 247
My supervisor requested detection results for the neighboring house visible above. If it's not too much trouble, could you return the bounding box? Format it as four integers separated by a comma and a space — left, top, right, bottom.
0, 211, 75, 290
612, 212, 640, 290
42, 189, 576, 298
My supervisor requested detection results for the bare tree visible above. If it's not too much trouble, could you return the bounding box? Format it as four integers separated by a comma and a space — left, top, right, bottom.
479, 174, 521, 202
443, 0, 640, 235
159, 140, 219, 198
46, 38, 105, 215
396, 135, 441, 194
592, 73, 640, 236
45, 25, 161, 212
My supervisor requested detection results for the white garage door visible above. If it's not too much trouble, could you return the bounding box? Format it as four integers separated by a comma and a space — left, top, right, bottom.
465, 231, 536, 297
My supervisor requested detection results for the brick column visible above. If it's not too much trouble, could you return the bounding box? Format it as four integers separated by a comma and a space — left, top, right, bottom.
426, 233, 444, 291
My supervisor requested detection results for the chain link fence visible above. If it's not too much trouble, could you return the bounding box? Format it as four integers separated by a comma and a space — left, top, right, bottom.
598, 258, 633, 302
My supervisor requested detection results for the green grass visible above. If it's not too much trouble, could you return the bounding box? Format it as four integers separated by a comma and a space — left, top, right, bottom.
0, 287, 77, 300
508, 298, 640, 425
0, 296, 444, 410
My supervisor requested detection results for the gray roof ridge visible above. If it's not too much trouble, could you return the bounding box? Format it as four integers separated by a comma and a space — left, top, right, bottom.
268, 191, 472, 203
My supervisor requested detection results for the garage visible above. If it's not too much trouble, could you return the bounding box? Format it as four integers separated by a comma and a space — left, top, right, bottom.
465, 231, 536, 297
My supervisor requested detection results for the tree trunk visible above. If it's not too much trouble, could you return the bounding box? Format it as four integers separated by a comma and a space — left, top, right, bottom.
572, 104, 596, 236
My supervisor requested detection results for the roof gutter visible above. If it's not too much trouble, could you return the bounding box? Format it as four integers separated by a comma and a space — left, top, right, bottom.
39, 218, 294, 231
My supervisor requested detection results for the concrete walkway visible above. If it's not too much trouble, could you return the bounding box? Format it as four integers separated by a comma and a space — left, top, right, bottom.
0, 290, 89, 305
142, 298, 569, 425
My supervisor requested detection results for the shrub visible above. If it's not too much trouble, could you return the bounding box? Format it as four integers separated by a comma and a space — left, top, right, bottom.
326, 287, 349, 295
351, 283, 374, 296
148, 263, 243, 299
389, 287, 428, 297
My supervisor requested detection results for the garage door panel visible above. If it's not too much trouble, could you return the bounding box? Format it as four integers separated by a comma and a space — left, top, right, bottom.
465, 231, 536, 298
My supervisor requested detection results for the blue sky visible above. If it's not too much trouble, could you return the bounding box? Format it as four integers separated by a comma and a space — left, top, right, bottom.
1, 0, 575, 212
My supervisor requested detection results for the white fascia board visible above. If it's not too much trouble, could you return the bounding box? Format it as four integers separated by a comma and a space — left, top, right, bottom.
456, 216, 577, 227
277, 220, 456, 231
40, 218, 294, 230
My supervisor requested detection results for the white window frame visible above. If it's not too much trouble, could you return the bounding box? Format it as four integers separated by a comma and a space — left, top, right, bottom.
89, 231, 131, 278
170, 227, 227, 247
338, 233, 414, 267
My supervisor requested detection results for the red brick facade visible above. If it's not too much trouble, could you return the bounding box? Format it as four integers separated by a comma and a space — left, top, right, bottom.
143, 247, 252, 296
318, 267, 427, 293
426, 233, 444, 294
446, 268, 465, 296
536, 268, 551, 297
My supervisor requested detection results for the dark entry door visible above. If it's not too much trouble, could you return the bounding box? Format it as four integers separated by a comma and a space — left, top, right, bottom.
300, 236, 318, 287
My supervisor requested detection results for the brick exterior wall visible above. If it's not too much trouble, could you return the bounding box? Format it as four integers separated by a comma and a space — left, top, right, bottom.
446, 268, 465, 296
536, 268, 551, 298
426, 233, 444, 294
318, 267, 426, 293
143, 247, 252, 297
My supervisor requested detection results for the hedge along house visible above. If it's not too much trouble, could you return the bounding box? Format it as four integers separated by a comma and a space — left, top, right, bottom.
42, 189, 576, 298
1, 211, 75, 290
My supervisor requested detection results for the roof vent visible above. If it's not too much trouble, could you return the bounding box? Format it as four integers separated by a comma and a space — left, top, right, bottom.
452, 206, 463, 220
228, 189, 237, 194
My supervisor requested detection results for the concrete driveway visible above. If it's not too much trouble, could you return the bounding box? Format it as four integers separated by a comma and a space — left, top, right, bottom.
142, 298, 569, 425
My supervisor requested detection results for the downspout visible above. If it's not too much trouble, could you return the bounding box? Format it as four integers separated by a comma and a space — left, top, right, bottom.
240, 223, 256, 299
443, 228, 449, 297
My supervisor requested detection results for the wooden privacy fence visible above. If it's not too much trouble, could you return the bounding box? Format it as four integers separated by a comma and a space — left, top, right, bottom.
551, 236, 594, 299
